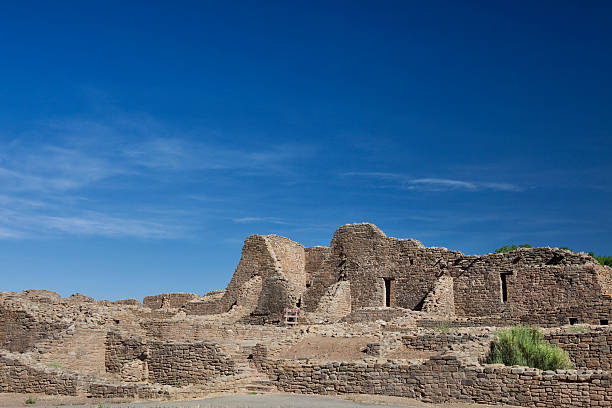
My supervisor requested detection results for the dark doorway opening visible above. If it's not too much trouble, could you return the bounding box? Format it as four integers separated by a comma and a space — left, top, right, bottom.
500, 273, 512, 303
569, 317, 578, 325
384, 279, 392, 307
600, 319, 608, 326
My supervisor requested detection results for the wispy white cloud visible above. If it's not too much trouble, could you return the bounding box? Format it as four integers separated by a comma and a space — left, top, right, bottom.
124, 137, 307, 173
342, 172, 522, 192
0, 208, 182, 239
232, 217, 288, 225
0, 113, 316, 240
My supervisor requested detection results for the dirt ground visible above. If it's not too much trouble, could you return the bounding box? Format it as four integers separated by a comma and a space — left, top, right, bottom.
276, 335, 435, 361
276, 335, 379, 360
0, 392, 516, 408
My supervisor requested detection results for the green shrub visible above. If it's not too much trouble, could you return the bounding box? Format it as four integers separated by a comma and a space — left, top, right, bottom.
487, 325, 573, 370
433, 323, 450, 333
25, 397, 36, 405
494, 244, 532, 254
47, 361, 63, 369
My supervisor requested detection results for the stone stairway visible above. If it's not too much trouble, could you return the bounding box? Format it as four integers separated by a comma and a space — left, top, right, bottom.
202, 344, 276, 394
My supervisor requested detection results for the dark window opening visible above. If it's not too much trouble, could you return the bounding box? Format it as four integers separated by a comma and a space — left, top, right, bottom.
296, 297, 302, 308
546, 254, 564, 265
569, 317, 578, 325
500, 273, 512, 303
410, 258, 414, 265
601, 319, 608, 326
413, 294, 427, 311
305, 282, 311, 288
384, 279, 392, 307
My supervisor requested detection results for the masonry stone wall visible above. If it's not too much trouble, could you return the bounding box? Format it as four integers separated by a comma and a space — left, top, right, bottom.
302, 223, 612, 326
310, 281, 351, 323
148, 341, 237, 385
143, 293, 199, 310
305, 246, 329, 284
402, 332, 492, 352
105, 331, 237, 385
421, 275, 455, 317
113, 299, 141, 306
207, 235, 279, 315
0, 305, 68, 352
253, 349, 612, 408
0, 352, 79, 395
340, 307, 408, 323
545, 328, 612, 370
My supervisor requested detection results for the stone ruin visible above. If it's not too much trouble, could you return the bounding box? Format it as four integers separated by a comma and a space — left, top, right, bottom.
182, 223, 612, 327
1, 223, 612, 407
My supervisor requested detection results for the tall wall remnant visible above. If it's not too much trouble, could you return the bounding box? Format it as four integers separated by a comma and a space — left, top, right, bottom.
186, 223, 612, 326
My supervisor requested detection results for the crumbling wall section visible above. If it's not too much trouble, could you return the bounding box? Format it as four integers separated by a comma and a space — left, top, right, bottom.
143, 293, 199, 310
310, 281, 351, 323
209, 235, 278, 315
305, 246, 329, 284
0, 352, 79, 395
420, 275, 455, 316
0, 304, 68, 352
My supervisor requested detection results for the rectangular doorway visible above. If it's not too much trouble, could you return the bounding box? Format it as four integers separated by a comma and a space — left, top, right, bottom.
500, 272, 512, 303
384, 278, 395, 307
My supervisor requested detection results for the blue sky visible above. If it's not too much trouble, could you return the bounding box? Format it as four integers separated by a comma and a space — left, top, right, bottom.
1, 1, 611, 300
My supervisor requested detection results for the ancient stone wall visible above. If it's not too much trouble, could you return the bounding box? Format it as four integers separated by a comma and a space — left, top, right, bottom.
113, 299, 141, 306
0, 304, 68, 352
266, 235, 306, 293
421, 275, 455, 316
309, 281, 351, 323
148, 341, 237, 385
105, 332, 237, 385
0, 352, 79, 395
452, 257, 612, 326
302, 223, 612, 326
208, 235, 279, 315
546, 327, 612, 370
340, 307, 408, 323
87, 382, 168, 399
142, 293, 199, 310
305, 246, 329, 284
253, 349, 612, 408
402, 332, 492, 352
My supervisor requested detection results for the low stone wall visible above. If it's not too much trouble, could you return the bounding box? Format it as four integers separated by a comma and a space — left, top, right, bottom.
182, 299, 222, 315
0, 352, 79, 395
546, 328, 612, 370
417, 316, 520, 328
113, 299, 141, 306
1, 349, 169, 398
253, 346, 612, 407
148, 341, 237, 385
87, 382, 168, 399
105, 332, 237, 385
143, 293, 199, 310
402, 332, 492, 352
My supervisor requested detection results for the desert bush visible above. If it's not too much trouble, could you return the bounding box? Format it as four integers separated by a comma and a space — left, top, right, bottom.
488, 325, 572, 370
